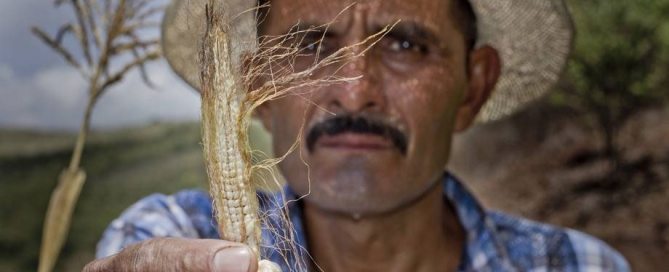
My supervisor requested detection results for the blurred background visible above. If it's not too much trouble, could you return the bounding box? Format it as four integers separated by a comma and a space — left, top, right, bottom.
1, 0, 668, 271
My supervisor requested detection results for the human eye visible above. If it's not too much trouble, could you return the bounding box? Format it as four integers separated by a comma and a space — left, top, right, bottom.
386, 38, 428, 55
293, 30, 338, 65
375, 23, 437, 65
299, 37, 322, 54
293, 28, 328, 52
373, 28, 440, 72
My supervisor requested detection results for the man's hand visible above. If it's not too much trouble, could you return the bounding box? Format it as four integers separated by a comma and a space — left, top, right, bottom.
83, 238, 257, 272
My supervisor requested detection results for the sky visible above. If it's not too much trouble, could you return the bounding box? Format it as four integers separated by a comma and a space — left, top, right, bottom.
0, 0, 201, 131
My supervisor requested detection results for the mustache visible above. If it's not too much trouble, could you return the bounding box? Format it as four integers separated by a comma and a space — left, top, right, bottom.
306, 115, 408, 154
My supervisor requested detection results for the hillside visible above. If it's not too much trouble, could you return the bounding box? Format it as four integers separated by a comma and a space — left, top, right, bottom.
0, 122, 208, 271
1, 104, 667, 271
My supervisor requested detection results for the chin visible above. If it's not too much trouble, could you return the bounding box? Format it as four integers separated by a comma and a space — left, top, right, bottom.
288, 156, 431, 216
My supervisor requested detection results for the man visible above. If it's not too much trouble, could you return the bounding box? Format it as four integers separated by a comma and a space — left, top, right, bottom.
84, 0, 630, 271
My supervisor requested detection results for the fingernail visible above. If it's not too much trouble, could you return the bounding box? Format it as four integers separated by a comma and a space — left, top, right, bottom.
213, 246, 251, 272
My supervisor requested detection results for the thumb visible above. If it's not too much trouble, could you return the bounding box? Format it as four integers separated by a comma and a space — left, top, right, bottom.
212, 244, 258, 272
84, 238, 259, 272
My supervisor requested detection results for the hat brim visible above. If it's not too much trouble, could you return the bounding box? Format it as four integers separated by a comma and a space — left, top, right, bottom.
162, 0, 258, 91
471, 0, 574, 121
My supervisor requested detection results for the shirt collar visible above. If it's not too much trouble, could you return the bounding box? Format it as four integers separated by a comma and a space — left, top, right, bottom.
442, 172, 515, 271
259, 172, 516, 271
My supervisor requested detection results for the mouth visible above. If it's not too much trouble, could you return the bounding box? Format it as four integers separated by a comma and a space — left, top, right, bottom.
316, 132, 393, 152
305, 115, 409, 154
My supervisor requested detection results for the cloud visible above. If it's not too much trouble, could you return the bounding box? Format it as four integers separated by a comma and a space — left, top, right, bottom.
92, 60, 201, 129
0, 63, 15, 81
0, 0, 199, 131
0, 59, 200, 131
0, 63, 85, 130
0, 0, 72, 76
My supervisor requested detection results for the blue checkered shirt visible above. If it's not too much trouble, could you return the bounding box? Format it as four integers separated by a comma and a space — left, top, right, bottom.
96, 173, 630, 271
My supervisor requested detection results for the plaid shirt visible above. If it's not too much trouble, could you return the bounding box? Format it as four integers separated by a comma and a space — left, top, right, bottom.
96, 173, 630, 271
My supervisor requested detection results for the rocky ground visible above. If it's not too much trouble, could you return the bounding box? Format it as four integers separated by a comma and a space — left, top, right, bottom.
449, 103, 669, 271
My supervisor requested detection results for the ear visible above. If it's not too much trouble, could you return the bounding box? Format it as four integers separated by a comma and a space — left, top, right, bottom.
454, 45, 501, 132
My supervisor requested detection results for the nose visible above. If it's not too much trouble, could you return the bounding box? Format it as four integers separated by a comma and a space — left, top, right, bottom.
325, 52, 386, 115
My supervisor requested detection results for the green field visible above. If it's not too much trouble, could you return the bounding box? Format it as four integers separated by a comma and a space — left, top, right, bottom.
0, 122, 208, 271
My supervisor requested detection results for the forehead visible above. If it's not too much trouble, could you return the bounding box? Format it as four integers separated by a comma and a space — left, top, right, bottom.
263, 0, 455, 36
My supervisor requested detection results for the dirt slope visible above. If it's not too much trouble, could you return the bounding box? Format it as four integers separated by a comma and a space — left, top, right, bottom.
450, 104, 669, 271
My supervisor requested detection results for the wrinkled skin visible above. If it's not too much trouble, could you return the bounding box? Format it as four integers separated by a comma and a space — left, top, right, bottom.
253, 1, 499, 271
257, 0, 497, 216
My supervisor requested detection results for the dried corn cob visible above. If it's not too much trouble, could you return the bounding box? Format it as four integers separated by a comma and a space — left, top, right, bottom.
198, 1, 280, 271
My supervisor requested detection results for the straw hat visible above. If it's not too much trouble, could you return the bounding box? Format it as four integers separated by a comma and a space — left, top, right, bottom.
162, 0, 573, 122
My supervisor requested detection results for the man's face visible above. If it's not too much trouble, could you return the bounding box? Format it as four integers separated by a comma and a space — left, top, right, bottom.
257, 0, 483, 215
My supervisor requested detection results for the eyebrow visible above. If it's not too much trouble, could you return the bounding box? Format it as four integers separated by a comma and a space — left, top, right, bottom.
275, 21, 444, 52
377, 21, 440, 45
278, 22, 332, 37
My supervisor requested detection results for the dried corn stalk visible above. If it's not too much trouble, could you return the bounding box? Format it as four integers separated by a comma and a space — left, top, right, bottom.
34, 1, 161, 271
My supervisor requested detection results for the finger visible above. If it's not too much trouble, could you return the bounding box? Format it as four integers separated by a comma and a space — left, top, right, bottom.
212, 244, 259, 272
83, 238, 257, 272
83, 254, 115, 272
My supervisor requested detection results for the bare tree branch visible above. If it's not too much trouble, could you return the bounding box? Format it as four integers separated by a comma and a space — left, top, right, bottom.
130, 46, 155, 88
126, 0, 143, 18
39, 0, 163, 98
71, 0, 94, 66
119, 21, 160, 34
96, 0, 127, 73
54, 24, 75, 45
31, 27, 85, 75
109, 39, 159, 55
82, 0, 102, 49
120, 29, 150, 50
100, 49, 160, 91
136, 6, 165, 21
106, 0, 126, 44
130, 0, 151, 16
